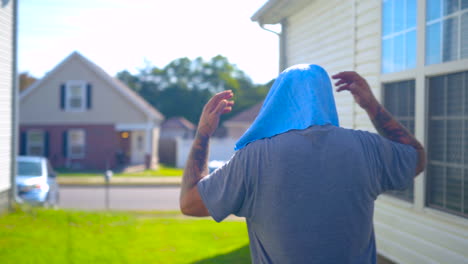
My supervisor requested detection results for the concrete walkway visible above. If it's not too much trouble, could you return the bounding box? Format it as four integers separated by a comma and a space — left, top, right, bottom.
57, 176, 182, 186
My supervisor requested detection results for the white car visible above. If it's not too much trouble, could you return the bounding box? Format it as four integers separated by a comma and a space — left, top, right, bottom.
208, 160, 226, 173
16, 156, 59, 207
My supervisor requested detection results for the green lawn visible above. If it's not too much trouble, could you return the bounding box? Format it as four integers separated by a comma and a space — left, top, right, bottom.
0, 208, 250, 264
56, 164, 183, 177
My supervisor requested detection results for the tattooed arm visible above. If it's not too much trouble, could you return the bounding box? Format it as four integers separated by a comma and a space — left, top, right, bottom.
332, 72, 426, 175
179, 90, 234, 216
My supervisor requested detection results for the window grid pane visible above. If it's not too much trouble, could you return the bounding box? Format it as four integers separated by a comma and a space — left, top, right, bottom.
384, 80, 416, 201
381, 0, 417, 73
426, 1, 468, 65
427, 71, 468, 217
68, 130, 85, 158
443, 17, 459, 62
427, 0, 442, 21
461, 13, 468, 59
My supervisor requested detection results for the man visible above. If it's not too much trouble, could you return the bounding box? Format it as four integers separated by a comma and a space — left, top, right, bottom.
179, 65, 425, 264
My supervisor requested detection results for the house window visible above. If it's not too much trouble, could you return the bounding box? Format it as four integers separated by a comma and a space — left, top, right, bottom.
427, 71, 468, 217
383, 80, 416, 201
426, 0, 468, 65
27, 130, 44, 156
68, 129, 86, 158
381, 0, 417, 73
66, 81, 86, 111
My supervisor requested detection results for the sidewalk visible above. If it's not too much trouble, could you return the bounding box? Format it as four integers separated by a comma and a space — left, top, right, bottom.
57, 176, 182, 186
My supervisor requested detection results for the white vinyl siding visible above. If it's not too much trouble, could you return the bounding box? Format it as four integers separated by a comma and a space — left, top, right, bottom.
286, 0, 355, 129
374, 197, 468, 264
0, 1, 13, 192
354, 0, 382, 132
285, 0, 380, 131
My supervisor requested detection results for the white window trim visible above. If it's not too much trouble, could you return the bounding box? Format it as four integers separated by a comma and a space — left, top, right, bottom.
26, 130, 44, 156
379, 1, 468, 219
68, 129, 86, 159
65, 80, 87, 112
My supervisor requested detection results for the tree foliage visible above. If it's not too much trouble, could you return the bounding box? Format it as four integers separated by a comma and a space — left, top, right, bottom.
19, 72, 37, 92
117, 56, 272, 125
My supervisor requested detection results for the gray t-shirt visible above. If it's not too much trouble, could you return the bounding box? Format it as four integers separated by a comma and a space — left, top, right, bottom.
197, 125, 417, 264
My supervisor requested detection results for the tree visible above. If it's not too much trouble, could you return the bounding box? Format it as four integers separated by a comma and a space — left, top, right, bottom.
117, 56, 272, 125
19, 72, 37, 92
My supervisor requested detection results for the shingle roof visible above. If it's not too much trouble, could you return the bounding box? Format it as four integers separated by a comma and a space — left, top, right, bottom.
226, 102, 263, 124
161, 117, 196, 130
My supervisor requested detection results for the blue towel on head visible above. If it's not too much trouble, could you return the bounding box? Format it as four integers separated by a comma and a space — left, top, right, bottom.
235, 64, 339, 150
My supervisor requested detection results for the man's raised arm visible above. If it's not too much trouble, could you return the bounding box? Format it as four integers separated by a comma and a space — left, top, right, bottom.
332, 71, 426, 175
179, 90, 234, 216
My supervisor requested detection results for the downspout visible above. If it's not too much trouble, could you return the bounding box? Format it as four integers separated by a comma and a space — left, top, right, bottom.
259, 20, 286, 73
10, 0, 19, 210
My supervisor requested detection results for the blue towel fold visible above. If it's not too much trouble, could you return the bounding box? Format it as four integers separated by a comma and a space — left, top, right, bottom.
235, 64, 339, 150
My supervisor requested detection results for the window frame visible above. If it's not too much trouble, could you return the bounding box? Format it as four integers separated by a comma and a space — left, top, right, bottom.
26, 130, 44, 157
425, 70, 467, 218
381, 0, 418, 73
382, 79, 417, 202
67, 129, 86, 159
425, 0, 468, 65
65, 80, 87, 112
379, 0, 468, 220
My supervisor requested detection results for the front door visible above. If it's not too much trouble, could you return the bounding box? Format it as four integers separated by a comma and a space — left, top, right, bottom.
131, 131, 146, 164
117, 131, 131, 165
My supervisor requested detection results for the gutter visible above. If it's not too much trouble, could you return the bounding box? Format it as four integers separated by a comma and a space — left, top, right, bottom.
258, 21, 287, 73
10, 0, 19, 210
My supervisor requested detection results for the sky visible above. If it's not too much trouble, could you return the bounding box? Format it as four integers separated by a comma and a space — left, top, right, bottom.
18, 0, 280, 84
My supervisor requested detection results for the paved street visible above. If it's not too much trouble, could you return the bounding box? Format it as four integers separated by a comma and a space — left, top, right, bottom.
59, 186, 180, 211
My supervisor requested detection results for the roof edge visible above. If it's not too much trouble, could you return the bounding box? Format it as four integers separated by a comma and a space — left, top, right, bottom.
20, 51, 164, 122
251, 0, 313, 25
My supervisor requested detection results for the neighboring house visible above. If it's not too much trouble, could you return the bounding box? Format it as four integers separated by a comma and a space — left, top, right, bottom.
0, 0, 17, 212
19, 52, 164, 171
160, 117, 195, 139
252, 1, 468, 263
159, 117, 195, 166
224, 102, 262, 140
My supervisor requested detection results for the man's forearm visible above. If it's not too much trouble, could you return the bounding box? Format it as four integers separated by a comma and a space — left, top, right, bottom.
180, 132, 210, 198
366, 101, 426, 174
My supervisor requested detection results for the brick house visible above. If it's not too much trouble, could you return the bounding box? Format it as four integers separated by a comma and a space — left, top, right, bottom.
19, 52, 164, 171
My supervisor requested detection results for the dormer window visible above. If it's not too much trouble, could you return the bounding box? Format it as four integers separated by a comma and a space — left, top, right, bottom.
60, 81, 92, 111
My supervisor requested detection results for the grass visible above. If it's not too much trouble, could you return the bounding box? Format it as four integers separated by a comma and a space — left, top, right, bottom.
57, 164, 183, 177
0, 207, 250, 264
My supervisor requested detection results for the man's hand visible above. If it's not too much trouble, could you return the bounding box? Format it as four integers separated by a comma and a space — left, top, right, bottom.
180, 90, 234, 217
332, 71, 378, 114
198, 90, 235, 138
332, 71, 426, 175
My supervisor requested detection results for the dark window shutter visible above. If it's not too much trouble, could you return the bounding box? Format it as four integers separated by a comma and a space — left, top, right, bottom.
20, 132, 27, 155
44, 132, 50, 157
60, 84, 66, 110
86, 83, 92, 109
62, 131, 68, 158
